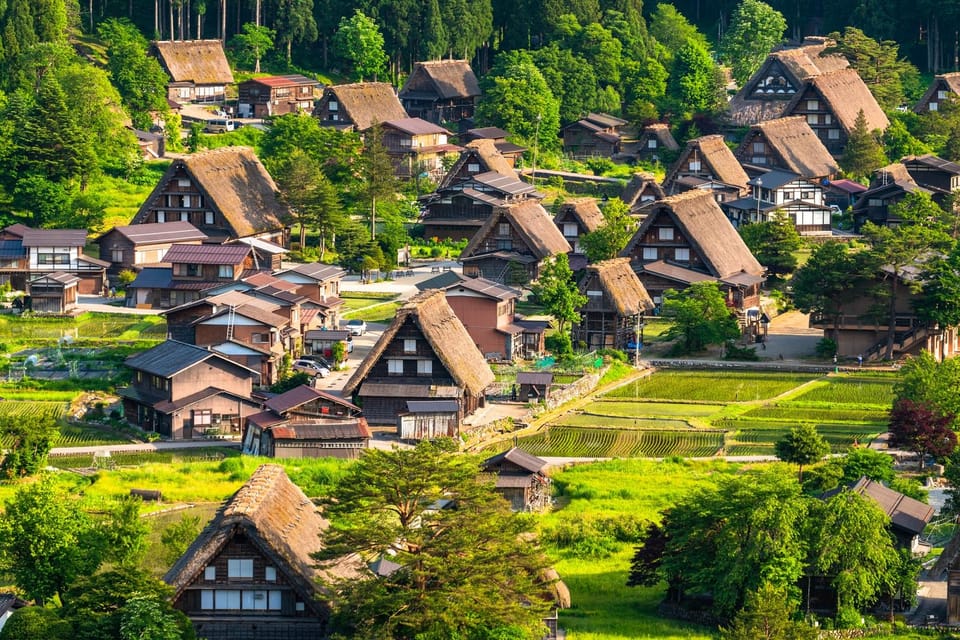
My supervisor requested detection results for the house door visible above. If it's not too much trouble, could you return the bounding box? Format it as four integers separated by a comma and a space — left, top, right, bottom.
183, 419, 193, 440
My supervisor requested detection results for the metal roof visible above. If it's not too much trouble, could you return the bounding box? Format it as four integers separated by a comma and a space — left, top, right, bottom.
106, 221, 207, 244
517, 371, 553, 386
747, 169, 804, 190
446, 277, 520, 301
0, 239, 23, 259
472, 171, 536, 196
128, 267, 173, 289
383, 117, 451, 135
124, 340, 252, 378
405, 400, 460, 413
20, 228, 87, 247
482, 446, 548, 474
163, 243, 251, 265
304, 329, 352, 341
277, 262, 347, 282
265, 384, 359, 415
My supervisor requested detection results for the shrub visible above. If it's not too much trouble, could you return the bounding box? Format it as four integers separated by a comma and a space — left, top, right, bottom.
596, 348, 627, 362
723, 341, 759, 361
545, 333, 573, 356
815, 338, 838, 358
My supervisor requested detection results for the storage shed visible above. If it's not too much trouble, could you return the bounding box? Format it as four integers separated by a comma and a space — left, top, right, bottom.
28, 271, 80, 314
397, 400, 460, 441
481, 447, 551, 511
516, 371, 553, 402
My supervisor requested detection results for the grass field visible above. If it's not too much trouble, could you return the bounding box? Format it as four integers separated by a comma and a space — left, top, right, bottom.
0, 312, 167, 344
604, 371, 819, 402
340, 292, 402, 323
486, 426, 724, 458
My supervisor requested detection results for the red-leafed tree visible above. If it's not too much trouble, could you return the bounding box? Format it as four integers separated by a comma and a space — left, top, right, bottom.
888, 398, 957, 469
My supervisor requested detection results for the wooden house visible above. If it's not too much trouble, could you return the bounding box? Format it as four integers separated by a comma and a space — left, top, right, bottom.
119, 340, 261, 439
480, 447, 551, 512
823, 477, 933, 552
852, 163, 941, 231
314, 82, 408, 132
460, 200, 572, 285
130, 146, 289, 246
572, 258, 654, 350
237, 75, 320, 118
915, 72, 960, 114
381, 118, 461, 180
632, 123, 679, 163
95, 221, 207, 280
902, 154, 960, 193
562, 113, 628, 158
619, 190, 765, 314
781, 69, 889, 156
727, 36, 849, 126
0, 226, 107, 294
194, 302, 293, 385
621, 173, 666, 214
341, 290, 494, 426
460, 126, 526, 166
242, 385, 369, 459
125, 243, 256, 309
662, 135, 749, 200
723, 169, 833, 235
734, 116, 838, 180
273, 262, 346, 328
420, 170, 543, 241
398, 60, 481, 124
824, 178, 867, 211
27, 272, 79, 314
163, 464, 359, 640
151, 40, 233, 104
516, 371, 553, 403
554, 199, 605, 255
303, 329, 353, 359
130, 126, 166, 159
397, 400, 460, 441
438, 138, 515, 189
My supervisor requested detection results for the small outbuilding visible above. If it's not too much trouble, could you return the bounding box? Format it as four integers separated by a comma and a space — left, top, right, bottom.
28, 271, 80, 314
481, 447, 551, 512
516, 371, 553, 403
396, 400, 460, 441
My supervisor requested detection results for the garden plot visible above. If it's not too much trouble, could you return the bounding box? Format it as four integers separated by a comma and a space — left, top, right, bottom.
604, 371, 819, 402
486, 426, 724, 458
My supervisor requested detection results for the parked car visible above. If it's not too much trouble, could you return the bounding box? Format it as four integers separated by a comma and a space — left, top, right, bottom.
291, 359, 330, 377
347, 319, 367, 336
204, 118, 236, 133
299, 354, 333, 368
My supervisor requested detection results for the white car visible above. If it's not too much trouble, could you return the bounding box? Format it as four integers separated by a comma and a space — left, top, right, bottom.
347, 319, 367, 336
292, 359, 330, 377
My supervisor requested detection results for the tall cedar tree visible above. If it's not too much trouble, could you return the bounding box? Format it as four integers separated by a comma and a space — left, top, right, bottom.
362, 122, 397, 241
738, 212, 802, 280
774, 423, 830, 482
662, 281, 740, 354
825, 27, 916, 111
531, 252, 587, 336
791, 241, 872, 335
315, 439, 552, 639
840, 109, 887, 180
274, 148, 343, 253
580, 197, 636, 262
720, 0, 787, 86
888, 398, 957, 469
274, 0, 318, 64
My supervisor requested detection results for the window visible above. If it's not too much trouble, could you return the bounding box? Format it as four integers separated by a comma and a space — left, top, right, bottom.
205, 211, 215, 225
417, 359, 433, 375
205, 566, 216, 580
828, 129, 840, 140
388, 359, 403, 375
806, 99, 819, 110
752, 156, 767, 165
563, 223, 578, 237
218, 265, 233, 278
782, 191, 794, 200
111, 249, 124, 263
642, 247, 658, 260
868, 198, 884, 207
329, 100, 338, 111
178, 178, 191, 187
228, 558, 254, 578
180, 212, 189, 222
201, 590, 214, 609
930, 102, 940, 112
178, 87, 191, 99
194, 410, 212, 426
674, 247, 690, 262
647, 139, 657, 149
403, 338, 416, 353
939, 90, 949, 99
215, 590, 241, 609
688, 160, 701, 171
156, 211, 166, 223
824, 114, 832, 124
752, 142, 765, 153
497, 239, 513, 250
467, 163, 480, 172
182, 195, 191, 208
269, 591, 283, 610
151, 375, 165, 390
587, 290, 603, 297
37, 253, 69, 266
658, 227, 674, 241
242, 591, 269, 610
498, 222, 510, 236
265, 566, 277, 582
640, 195, 655, 202
806, 114, 818, 125
801, 191, 814, 200
296, 601, 306, 612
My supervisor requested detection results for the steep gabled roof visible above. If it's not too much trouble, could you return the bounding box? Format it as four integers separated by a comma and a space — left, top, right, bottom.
400, 60, 481, 100
621, 173, 666, 209
638, 123, 679, 150
738, 116, 839, 178
164, 465, 360, 605
621, 190, 764, 280
482, 447, 548, 474
902, 154, 960, 176
554, 199, 605, 234
125, 339, 258, 378
324, 82, 408, 131
462, 200, 571, 261
99, 221, 207, 245
585, 258, 655, 316
342, 290, 494, 397
915, 72, 960, 113
151, 40, 233, 85
822, 477, 934, 536
788, 69, 889, 134
438, 139, 514, 189
133, 147, 288, 239
663, 135, 749, 193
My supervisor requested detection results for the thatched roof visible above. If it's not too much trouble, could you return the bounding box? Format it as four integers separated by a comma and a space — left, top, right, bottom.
438, 139, 513, 189
622, 191, 763, 280
737, 116, 838, 179
135, 147, 287, 239
870, 162, 915, 188
640, 123, 679, 150
342, 290, 494, 397
163, 465, 360, 604
325, 82, 408, 131
621, 173, 666, 208
789, 69, 889, 134
586, 258, 654, 316
664, 135, 749, 193
462, 200, 571, 261
151, 40, 233, 85
401, 60, 481, 99
915, 72, 960, 113
554, 199, 604, 233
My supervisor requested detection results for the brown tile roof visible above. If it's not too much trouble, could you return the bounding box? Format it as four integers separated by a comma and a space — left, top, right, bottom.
162, 242, 250, 265
482, 446, 548, 474
586, 258, 655, 316
738, 116, 838, 179
401, 60, 481, 99
20, 228, 87, 247
200, 303, 289, 328
152, 40, 234, 85
103, 221, 207, 245
163, 465, 361, 605
555, 199, 605, 233
664, 135, 749, 194
790, 69, 889, 134
342, 290, 494, 397
264, 384, 360, 415
462, 200, 571, 261
823, 477, 934, 536
324, 82, 408, 131
383, 117, 450, 135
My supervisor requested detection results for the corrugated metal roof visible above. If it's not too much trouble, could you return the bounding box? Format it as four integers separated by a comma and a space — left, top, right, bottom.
482, 447, 548, 474
384, 117, 450, 135
128, 267, 173, 289
125, 340, 223, 377
20, 228, 87, 247
277, 262, 347, 282
244, 74, 319, 88
304, 329, 352, 341
517, 372, 553, 386
265, 384, 359, 415
472, 171, 536, 195
0, 239, 23, 259
405, 400, 460, 413
448, 277, 520, 301
109, 221, 207, 244
163, 243, 251, 264
269, 421, 369, 440
31, 271, 80, 285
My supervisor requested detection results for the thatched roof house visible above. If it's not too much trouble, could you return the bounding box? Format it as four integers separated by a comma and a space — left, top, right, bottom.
663, 135, 749, 197
439, 139, 515, 189
554, 199, 604, 256
481, 447, 552, 511
342, 290, 494, 426
915, 72, 960, 114
621, 173, 666, 212
461, 200, 572, 284
632, 123, 680, 162
151, 40, 233, 104
735, 116, 839, 180
573, 258, 654, 350
164, 464, 360, 639
400, 60, 481, 123
131, 147, 288, 245
315, 82, 408, 131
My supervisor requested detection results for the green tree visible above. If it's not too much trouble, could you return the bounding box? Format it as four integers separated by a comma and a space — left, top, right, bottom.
721, 582, 816, 640
840, 109, 887, 180
578, 21, 622, 87
775, 424, 830, 482
275, 0, 318, 63
0, 607, 71, 640
362, 122, 398, 241
420, 0, 446, 59
841, 447, 895, 484
316, 439, 551, 639
440, 0, 493, 60
333, 10, 387, 81
667, 41, 723, 117
916, 243, 960, 335
738, 213, 802, 281
883, 116, 930, 161
662, 281, 740, 354
648, 3, 709, 72
0, 477, 102, 605
791, 241, 872, 335
99, 19, 170, 130
274, 148, 337, 249
826, 27, 917, 111
98, 495, 150, 567
0, 412, 56, 477
260, 112, 364, 191
119, 594, 190, 640
531, 252, 587, 337
895, 350, 960, 426
532, 44, 598, 124
580, 198, 635, 262
720, 0, 787, 86
230, 22, 275, 72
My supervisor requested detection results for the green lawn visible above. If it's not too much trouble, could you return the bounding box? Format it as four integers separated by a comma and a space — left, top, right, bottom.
604, 371, 819, 402
340, 292, 402, 323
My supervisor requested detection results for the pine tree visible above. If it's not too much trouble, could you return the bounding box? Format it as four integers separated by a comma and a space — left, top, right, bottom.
362, 122, 397, 241
840, 109, 887, 180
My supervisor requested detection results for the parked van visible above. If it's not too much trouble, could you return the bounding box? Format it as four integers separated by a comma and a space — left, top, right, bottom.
204, 118, 236, 133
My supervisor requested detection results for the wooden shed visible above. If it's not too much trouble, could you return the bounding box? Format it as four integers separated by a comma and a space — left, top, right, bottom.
28, 271, 79, 314
396, 400, 460, 441
516, 371, 553, 402
481, 447, 551, 512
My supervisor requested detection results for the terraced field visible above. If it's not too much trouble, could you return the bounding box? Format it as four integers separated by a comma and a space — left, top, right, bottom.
0, 401, 133, 448
605, 371, 819, 402
487, 426, 724, 458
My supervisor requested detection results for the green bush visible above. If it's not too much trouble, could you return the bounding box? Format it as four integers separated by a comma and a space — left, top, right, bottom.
723, 341, 760, 361
815, 338, 838, 358
545, 333, 573, 356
